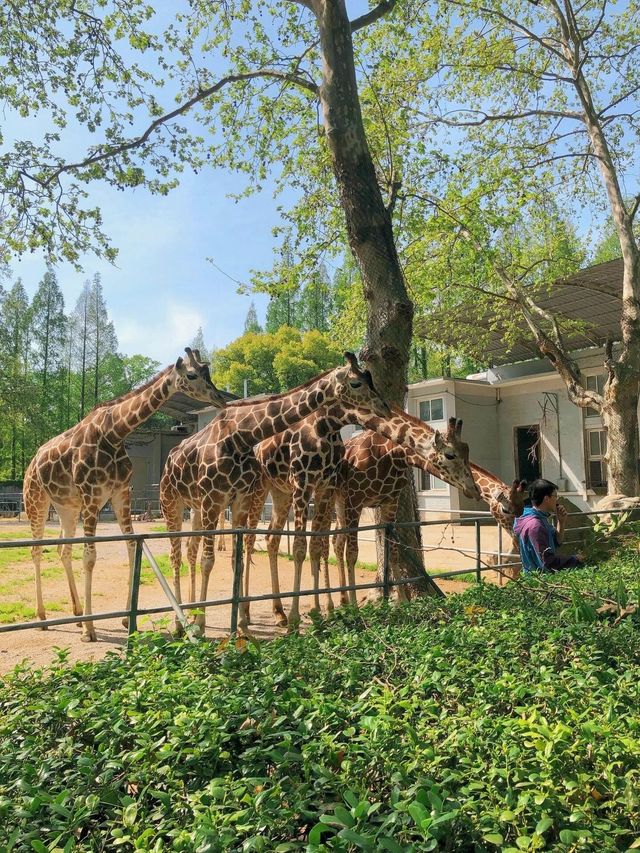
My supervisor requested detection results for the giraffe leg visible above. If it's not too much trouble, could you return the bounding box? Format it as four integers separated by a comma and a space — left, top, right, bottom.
111, 487, 136, 629
23, 477, 51, 625
310, 489, 334, 614
266, 490, 291, 627
56, 504, 83, 620
333, 494, 349, 606
217, 509, 227, 551
80, 504, 100, 643
231, 494, 253, 634
194, 496, 225, 635
161, 484, 185, 635
243, 483, 268, 627
344, 505, 362, 607
187, 508, 202, 605
288, 486, 312, 631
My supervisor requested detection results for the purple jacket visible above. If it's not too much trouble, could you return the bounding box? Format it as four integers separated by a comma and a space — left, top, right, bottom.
513, 507, 582, 573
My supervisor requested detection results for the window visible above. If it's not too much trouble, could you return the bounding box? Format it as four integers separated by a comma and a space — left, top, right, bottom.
585, 374, 605, 418
419, 397, 444, 422
586, 428, 607, 489
420, 469, 447, 491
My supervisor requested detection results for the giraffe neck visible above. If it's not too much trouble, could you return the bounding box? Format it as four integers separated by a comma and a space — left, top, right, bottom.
93, 367, 174, 443
360, 408, 434, 454
222, 372, 338, 447
469, 464, 510, 502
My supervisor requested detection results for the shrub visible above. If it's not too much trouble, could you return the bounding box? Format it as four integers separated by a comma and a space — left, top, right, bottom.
1, 547, 640, 850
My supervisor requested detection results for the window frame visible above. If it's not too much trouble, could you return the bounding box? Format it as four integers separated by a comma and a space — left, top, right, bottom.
585, 427, 608, 491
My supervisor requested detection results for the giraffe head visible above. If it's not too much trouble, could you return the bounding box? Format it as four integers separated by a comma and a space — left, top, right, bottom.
428, 418, 481, 500
331, 352, 391, 418
173, 347, 227, 408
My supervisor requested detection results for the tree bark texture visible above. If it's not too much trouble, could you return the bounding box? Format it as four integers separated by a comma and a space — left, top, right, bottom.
313, 0, 434, 592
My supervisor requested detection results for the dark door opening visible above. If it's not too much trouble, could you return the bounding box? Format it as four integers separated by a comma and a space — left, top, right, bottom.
515, 425, 541, 483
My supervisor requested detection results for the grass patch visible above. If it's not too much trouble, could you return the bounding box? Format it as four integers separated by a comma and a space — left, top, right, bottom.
2, 545, 640, 849
0, 600, 65, 624
140, 554, 188, 585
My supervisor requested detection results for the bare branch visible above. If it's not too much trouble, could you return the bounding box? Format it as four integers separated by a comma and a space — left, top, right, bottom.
35, 69, 318, 189
351, 0, 398, 32
582, 0, 608, 41
446, 0, 568, 62
430, 107, 584, 127
629, 193, 640, 224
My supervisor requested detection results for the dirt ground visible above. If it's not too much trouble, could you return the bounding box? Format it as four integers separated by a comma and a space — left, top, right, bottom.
0, 518, 476, 675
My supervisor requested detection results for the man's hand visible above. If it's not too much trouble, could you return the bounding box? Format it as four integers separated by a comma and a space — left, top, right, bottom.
556, 503, 568, 524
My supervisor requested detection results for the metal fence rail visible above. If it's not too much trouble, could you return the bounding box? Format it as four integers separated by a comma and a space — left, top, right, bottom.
0, 507, 635, 639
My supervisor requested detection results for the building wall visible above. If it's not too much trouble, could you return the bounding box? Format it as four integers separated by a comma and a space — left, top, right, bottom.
405, 348, 640, 514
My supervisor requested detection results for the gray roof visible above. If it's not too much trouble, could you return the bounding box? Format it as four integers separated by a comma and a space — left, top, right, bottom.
160, 389, 238, 421
421, 258, 624, 366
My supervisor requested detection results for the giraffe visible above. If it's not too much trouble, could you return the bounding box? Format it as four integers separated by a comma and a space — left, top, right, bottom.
242, 408, 481, 626
22, 348, 227, 642
159, 353, 392, 634
332, 430, 527, 597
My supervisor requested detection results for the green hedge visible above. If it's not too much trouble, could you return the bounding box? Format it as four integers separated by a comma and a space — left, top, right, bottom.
1, 549, 640, 851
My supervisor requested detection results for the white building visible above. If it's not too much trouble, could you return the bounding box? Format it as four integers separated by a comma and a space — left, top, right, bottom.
407, 257, 638, 515
406, 346, 636, 516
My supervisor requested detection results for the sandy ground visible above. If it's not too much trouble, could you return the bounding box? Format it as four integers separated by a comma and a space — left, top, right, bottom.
0, 518, 479, 675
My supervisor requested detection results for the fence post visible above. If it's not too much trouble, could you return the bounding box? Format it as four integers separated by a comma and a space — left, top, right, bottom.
128, 537, 143, 638
497, 522, 503, 569
383, 523, 393, 600
230, 530, 244, 634
475, 520, 481, 584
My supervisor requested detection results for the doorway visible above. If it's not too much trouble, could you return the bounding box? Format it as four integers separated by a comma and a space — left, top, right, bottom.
515, 425, 541, 483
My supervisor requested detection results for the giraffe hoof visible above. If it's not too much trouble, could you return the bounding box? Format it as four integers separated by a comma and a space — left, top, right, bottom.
287, 619, 301, 634
326, 601, 335, 613
81, 632, 97, 643
274, 612, 288, 628
121, 616, 129, 629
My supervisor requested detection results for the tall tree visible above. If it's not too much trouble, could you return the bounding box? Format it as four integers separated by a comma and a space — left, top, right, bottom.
1, 0, 437, 589
30, 265, 67, 437
404, 0, 640, 496
70, 275, 118, 416
243, 302, 263, 334
0, 281, 33, 479
297, 263, 333, 332
190, 327, 210, 364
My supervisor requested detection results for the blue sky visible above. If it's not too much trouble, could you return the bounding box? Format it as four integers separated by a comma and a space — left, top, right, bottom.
8, 163, 281, 366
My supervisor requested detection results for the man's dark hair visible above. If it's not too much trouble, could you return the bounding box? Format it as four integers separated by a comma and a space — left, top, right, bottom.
529, 478, 558, 507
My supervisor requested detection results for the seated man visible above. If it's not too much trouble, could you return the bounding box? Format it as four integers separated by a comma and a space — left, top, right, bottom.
514, 478, 584, 573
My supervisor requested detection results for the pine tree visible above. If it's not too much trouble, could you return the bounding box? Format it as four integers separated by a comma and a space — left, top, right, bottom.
190, 327, 210, 363
30, 265, 67, 439
0, 280, 33, 479
243, 301, 262, 334
298, 263, 333, 332
70, 274, 118, 416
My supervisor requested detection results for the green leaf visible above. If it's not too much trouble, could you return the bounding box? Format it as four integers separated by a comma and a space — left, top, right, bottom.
483, 834, 504, 846
337, 828, 374, 849
378, 838, 406, 853
535, 818, 553, 835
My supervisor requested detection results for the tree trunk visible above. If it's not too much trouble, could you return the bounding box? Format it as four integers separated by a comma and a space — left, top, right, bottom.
601, 372, 640, 496
313, 0, 433, 594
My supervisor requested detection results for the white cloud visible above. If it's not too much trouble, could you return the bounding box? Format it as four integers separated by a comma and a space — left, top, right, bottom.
114, 300, 205, 364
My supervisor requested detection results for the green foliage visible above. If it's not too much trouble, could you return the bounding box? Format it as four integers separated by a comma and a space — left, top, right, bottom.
2, 549, 640, 848
0, 266, 162, 479
213, 327, 343, 396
